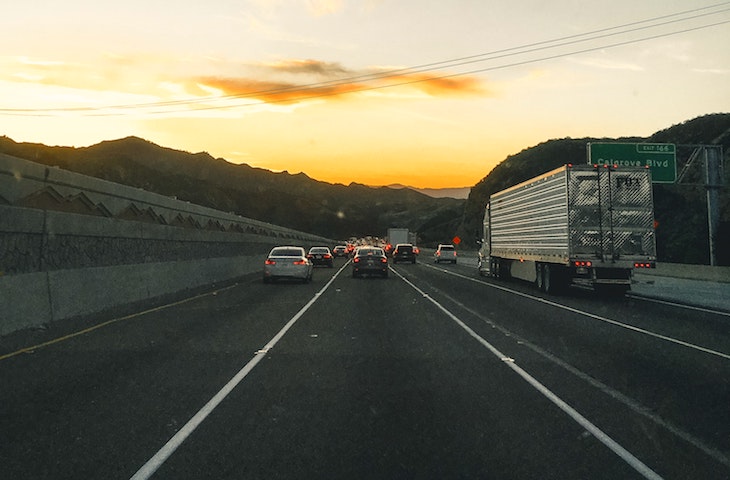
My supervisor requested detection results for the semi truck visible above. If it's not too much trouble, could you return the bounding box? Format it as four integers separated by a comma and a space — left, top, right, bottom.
477, 164, 657, 295
386, 227, 410, 249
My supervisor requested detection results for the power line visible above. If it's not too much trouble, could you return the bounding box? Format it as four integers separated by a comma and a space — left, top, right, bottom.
2, 2, 729, 117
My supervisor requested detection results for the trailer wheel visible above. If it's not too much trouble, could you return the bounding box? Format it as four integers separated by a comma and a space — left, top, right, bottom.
536, 263, 545, 292
499, 259, 512, 280
543, 265, 567, 295
544, 264, 553, 293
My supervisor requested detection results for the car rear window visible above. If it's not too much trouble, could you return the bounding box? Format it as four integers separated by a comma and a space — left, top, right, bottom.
357, 248, 383, 256
397, 246, 413, 252
271, 248, 303, 256
439, 245, 455, 251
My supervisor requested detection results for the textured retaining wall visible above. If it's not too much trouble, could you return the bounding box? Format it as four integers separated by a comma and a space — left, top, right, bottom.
0, 153, 332, 335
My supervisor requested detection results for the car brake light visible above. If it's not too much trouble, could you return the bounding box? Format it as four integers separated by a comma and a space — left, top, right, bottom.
324, 254, 332, 259
265, 259, 276, 265
293, 260, 307, 265
353, 257, 360, 263
380, 257, 388, 263
574, 261, 592, 267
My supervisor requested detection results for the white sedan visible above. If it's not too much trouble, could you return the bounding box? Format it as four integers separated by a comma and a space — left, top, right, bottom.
263, 246, 313, 283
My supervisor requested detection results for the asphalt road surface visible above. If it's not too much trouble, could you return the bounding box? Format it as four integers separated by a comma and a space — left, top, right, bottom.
1, 257, 729, 479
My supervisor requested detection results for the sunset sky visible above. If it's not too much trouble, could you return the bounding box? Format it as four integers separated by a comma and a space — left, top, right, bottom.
1, 1, 728, 188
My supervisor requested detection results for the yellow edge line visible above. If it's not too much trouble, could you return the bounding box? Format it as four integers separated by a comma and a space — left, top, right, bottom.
0, 284, 238, 362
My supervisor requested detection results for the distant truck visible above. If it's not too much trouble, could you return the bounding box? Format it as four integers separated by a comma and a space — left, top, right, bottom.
386, 227, 410, 252
477, 164, 657, 295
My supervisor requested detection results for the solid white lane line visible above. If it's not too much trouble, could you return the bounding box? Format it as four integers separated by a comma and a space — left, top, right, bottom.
626, 293, 730, 317
423, 281, 730, 469
423, 263, 730, 361
393, 268, 664, 480
129, 262, 348, 480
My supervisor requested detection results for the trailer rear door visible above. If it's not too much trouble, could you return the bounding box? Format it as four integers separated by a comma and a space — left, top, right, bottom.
568, 166, 656, 263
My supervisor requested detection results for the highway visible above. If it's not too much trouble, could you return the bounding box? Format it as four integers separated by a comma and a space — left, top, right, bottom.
1, 256, 729, 479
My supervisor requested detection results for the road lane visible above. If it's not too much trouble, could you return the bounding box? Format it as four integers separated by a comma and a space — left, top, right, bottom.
1, 256, 728, 479
404, 259, 730, 478
152, 261, 655, 479
0, 271, 328, 479
131, 261, 350, 479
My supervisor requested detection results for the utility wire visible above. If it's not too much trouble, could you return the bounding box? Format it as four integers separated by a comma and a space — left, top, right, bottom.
2, 2, 729, 116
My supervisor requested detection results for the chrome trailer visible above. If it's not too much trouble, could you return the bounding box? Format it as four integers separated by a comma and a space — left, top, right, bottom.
478, 164, 657, 294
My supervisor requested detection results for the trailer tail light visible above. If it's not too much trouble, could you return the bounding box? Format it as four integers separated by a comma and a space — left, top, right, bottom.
574, 261, 592, 267
634, 262, 655, 269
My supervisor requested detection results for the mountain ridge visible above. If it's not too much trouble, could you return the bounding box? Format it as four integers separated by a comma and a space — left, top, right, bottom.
0, 135, 465, 245
2, 112, 728, 261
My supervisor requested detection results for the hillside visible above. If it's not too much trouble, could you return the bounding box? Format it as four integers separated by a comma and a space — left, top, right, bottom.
457, 113, 730, 265
0, 136, 464, 244
2, 113, 728, 262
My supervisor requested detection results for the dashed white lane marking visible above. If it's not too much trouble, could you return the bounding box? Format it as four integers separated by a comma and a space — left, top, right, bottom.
422, 263, 730, 361
129, 262, 349, 480
393, 267, 664, 480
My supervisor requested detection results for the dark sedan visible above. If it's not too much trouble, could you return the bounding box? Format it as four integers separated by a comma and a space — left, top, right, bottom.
352, 247, 389, 278
307, 246, 334, 267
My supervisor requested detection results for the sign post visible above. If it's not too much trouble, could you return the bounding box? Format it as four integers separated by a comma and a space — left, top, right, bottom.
587, 143, 677, 183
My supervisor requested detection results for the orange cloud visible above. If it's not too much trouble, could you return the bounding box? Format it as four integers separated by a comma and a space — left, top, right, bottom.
390, 73, 489, 97
192, 59, 490, 105
193, 76, 366, 104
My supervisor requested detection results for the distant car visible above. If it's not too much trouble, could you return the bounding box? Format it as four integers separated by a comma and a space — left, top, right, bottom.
332, 245, 348, 257
392, 244, 416, 264
434, 244, 457, 264
263, 246, 313, 283
352, 247, 389, 278
307, 246, 334, 267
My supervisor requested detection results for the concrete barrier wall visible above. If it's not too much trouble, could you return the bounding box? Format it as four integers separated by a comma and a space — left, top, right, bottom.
0, 154, 333, 336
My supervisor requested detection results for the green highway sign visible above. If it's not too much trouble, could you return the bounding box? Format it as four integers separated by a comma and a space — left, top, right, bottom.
587, 142, 677, 183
